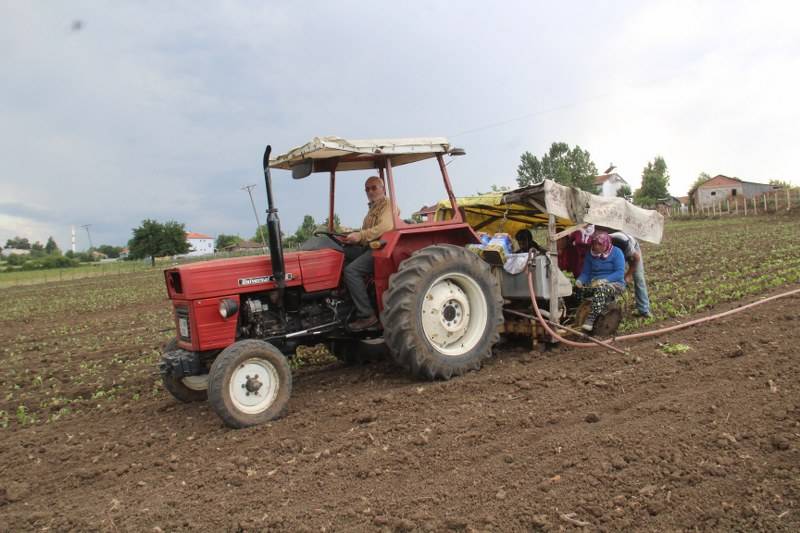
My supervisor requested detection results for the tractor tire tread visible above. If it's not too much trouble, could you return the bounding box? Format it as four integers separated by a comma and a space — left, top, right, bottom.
161, 338, 207, 403
381, 244, 503, 380
207, 339, 292, 429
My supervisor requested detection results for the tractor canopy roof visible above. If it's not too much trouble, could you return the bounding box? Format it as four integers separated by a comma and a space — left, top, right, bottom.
434, 180, 665, 244
269, 136, 460, 177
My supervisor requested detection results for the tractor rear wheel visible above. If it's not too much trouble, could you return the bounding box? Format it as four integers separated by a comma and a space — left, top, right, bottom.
161, 338, 207, 403
381, 244, 503, 380
207, 340, 292, 428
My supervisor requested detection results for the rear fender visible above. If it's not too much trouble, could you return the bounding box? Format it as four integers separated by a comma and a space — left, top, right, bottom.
373, 224, 479, 314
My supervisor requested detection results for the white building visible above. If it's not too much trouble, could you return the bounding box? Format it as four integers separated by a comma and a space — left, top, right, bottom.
594, 172, 629, 198
185, 232, 214, 256
0, 248, 31, 257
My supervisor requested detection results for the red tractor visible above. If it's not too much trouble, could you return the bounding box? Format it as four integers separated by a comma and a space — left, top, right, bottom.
161, 138, 506, 428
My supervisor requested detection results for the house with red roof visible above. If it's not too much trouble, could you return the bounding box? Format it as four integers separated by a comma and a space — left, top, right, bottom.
185, 232, 214, 256
594, 172, 629, 198
689, 175, 779, 207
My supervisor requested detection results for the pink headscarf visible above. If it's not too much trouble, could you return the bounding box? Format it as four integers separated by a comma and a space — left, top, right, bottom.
590, 231, 613, 259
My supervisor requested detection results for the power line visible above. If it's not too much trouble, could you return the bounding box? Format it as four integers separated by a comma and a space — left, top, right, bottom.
241, 185, 268, 250
448, 68, 695, 141
80, 224, 93, 250
449, 95, 607, 139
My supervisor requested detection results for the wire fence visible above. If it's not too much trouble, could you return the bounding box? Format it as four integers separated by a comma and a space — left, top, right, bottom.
663, 187, 800, 219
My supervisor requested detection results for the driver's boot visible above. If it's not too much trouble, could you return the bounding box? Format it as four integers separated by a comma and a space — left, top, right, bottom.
348, 314, 378, 331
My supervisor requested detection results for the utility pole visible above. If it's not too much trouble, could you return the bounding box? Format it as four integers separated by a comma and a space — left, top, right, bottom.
80, 224, 94, 251
241, 185, 268, 249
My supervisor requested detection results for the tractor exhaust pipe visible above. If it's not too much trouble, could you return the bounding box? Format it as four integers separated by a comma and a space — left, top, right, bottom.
262, 145, 285, 288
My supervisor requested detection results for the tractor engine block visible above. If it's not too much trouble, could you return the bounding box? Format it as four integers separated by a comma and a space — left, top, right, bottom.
238, 290, 344, 341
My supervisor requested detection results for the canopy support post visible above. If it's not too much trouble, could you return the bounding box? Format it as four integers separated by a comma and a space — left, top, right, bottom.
547, 213, 560, 331
328, 168, 336, 232
437, 153, 463, 223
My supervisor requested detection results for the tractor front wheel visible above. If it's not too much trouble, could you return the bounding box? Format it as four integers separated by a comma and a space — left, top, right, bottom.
381, 244, 503, 380
208, 340, 292, 428
161, 338, 207, 403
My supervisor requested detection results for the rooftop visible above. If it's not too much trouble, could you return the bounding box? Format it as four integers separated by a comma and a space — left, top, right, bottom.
594, 173, 627, 186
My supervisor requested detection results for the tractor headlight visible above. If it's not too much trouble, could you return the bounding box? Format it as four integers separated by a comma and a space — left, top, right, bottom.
219, 298, 239, 319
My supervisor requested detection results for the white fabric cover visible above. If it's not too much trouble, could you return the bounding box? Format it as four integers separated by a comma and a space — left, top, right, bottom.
543, 180, 663, 244
270, 136, 451, 171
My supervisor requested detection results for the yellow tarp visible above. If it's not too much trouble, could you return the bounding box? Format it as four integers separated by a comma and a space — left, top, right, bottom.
434, 194, 573, 238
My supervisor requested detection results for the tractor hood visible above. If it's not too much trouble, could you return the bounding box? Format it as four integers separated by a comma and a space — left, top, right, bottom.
164, 249, 344, 300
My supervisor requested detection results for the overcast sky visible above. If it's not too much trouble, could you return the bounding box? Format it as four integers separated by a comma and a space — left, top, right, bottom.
2, 1, 799, 250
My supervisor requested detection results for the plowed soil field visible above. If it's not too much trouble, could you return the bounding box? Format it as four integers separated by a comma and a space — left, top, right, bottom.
1, 214, 799, 532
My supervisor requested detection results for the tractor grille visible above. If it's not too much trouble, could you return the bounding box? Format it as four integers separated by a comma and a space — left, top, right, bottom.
175, 306, 191, 342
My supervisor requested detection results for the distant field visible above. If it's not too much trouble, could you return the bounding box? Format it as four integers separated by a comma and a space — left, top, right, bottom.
631, 211, 800, 330
0, 261, 151, 288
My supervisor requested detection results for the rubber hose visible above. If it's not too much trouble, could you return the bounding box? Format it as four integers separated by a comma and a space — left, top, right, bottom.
526, 267, 800, 348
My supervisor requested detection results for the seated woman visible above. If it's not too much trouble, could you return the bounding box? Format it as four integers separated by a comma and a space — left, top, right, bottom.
575, 231, 626, 332
555, 224, 595, 279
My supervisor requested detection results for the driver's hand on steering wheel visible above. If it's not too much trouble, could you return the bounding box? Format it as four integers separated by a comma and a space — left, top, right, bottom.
343, 231, 361, 245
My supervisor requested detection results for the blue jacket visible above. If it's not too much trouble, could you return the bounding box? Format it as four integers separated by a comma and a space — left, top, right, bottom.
577, 246, 626, 288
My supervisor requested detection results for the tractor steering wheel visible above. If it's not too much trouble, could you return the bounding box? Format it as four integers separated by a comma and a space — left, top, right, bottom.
313, 230, 348, 243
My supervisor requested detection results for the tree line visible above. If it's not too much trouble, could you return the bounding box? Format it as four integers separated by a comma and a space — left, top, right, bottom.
215, 213, 344, 252
1, 236, 125, 271
516, 142, 670, 207
2, 211, 348, 272
124, 213, 346, 262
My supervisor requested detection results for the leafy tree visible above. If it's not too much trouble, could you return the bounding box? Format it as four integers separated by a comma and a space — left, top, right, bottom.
769, 178, 793, 188
516, 142, 598, 191
294, 215, 317, 243
281, 215, 318, 249
30, 241, 45, 257
215, 234, 242, 250
322, 213, 344, 232
74, 251, 99, 263
634, 156, 670, 207
128, 219, 190, 260
6, 254, 27, 266
616, 184, 632, 198
45, 236, 61, 255
689, 172, 711, 192
252, 224, 270, 245
516, 152, 543, 186
5, 236, 31, 250
18, 255, 78, 270
96, 244, 123, 258
476, 184, 512, 195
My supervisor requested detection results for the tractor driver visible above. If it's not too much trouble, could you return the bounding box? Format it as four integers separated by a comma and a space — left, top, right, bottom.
342, 176, 396, 331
